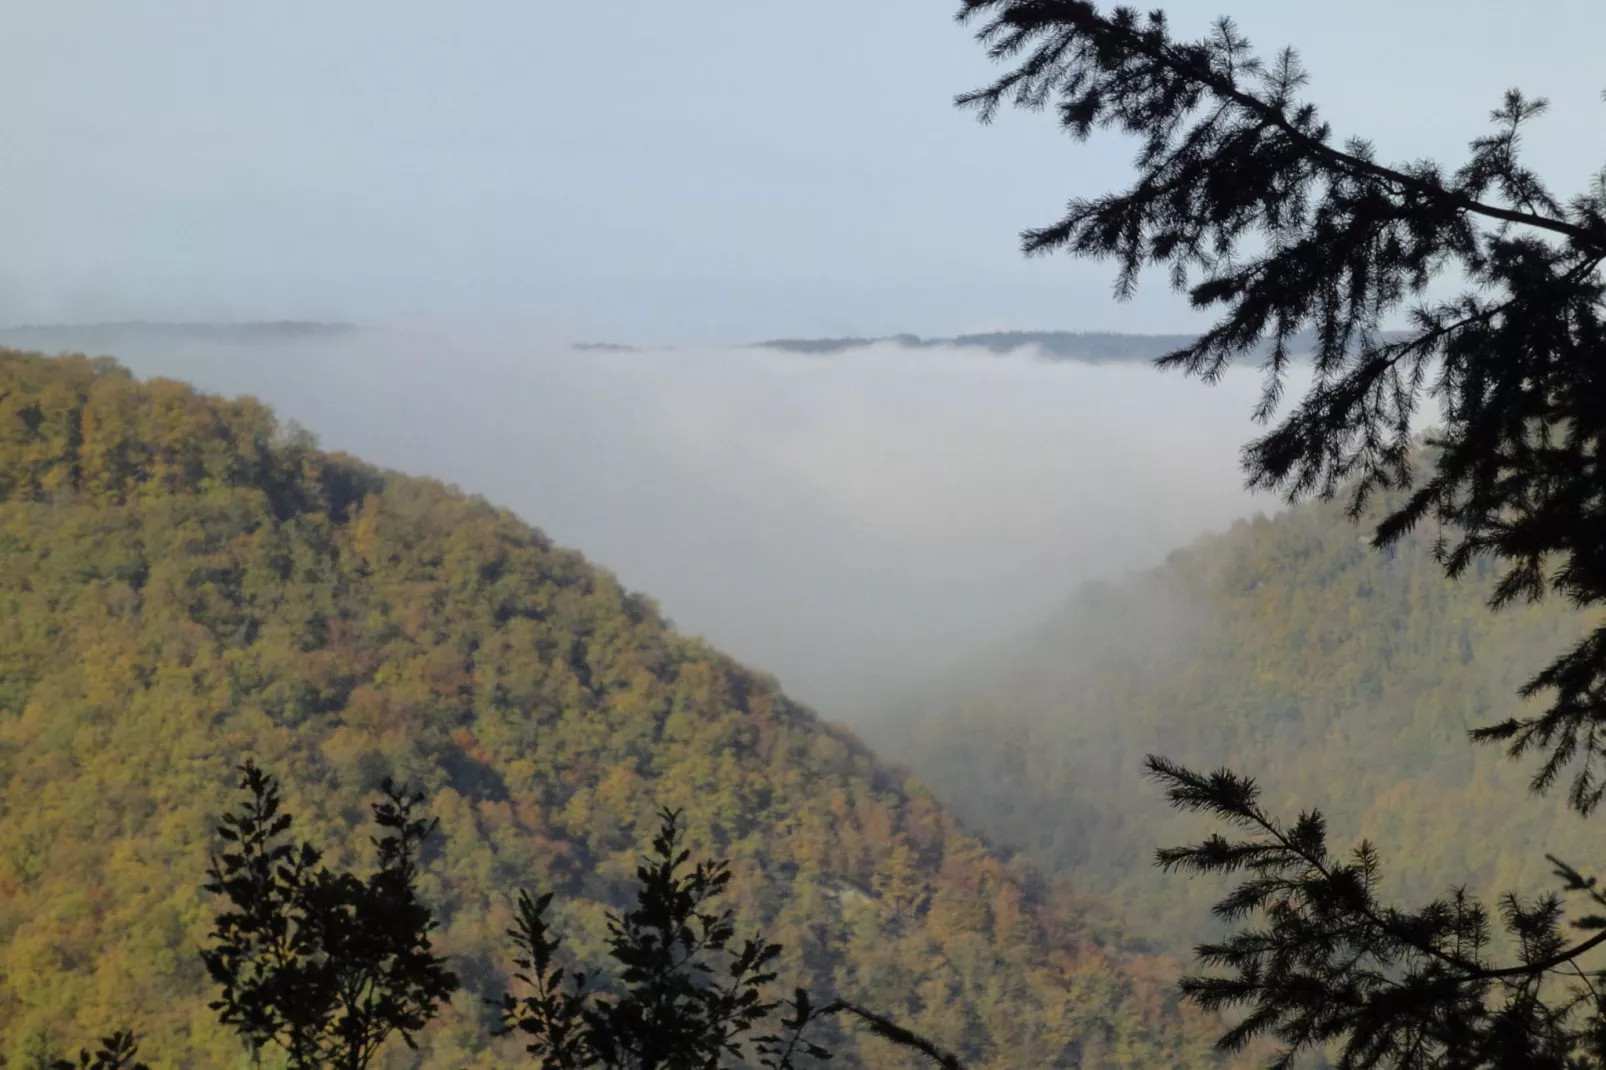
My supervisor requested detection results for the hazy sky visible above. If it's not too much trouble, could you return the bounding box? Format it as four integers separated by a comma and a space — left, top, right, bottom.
2, 1, 1602, 341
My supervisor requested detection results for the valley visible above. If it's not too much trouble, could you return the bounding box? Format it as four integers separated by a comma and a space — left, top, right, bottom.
0, 349, 1228, 1068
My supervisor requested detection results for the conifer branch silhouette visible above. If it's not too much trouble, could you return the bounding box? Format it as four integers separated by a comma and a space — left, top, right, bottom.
960, 2, 1606, 1064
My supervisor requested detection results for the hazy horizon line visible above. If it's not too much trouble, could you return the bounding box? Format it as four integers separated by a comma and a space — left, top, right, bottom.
3, 319, 1221, 362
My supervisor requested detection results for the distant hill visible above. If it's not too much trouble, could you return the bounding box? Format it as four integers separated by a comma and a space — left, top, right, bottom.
563, 330, 1209, 359
866, 486, 1602, 956
5, 323, 1311, 366
4, 323, 1199, 364
0, 320, 358, 351
570, 340, 648, 352
753, 330, 1204, 361
0, 350, 1227, 1069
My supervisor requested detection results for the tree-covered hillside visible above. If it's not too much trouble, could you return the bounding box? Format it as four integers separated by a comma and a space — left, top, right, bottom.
0, 350, 1224, 1069
870, 487, 1604, 958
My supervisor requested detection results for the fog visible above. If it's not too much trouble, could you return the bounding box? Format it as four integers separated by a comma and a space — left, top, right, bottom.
12, 325, 1287, 716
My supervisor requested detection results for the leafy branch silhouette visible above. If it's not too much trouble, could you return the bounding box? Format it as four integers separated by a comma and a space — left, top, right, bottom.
498, 806, 964, 1070
201, 762, 460, 1070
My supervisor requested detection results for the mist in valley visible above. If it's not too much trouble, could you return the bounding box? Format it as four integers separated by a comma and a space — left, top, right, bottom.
5, 323, 1282, 719
9, 0, 1606, 1062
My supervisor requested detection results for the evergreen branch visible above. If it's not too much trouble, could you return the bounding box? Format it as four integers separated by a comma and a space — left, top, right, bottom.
817, 1002, 966, 1070
1151, 756, 1606, 982
957, 0, 1605, 249
1476, 931, 1606, 981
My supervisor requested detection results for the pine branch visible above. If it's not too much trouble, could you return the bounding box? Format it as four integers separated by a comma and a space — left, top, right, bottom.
957, 0, 1604, 249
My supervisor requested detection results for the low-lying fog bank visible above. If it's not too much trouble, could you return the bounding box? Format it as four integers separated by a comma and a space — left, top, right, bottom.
4, 324, 1287, 715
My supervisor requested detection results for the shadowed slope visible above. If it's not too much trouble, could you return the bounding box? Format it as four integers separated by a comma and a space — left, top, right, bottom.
874, 490, 1602, 955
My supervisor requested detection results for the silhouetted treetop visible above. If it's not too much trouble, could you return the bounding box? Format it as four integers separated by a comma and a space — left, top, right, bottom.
203, 763, 459, 1070
957, 0, 1606, 812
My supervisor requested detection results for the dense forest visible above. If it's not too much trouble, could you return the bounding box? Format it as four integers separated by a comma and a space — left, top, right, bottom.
0, 350, 1228, 1069
870, 485, 1603, 957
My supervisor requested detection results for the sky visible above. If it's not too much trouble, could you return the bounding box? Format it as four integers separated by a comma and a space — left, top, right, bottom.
0, 3, 1598, 713
2, 0, 1602, 342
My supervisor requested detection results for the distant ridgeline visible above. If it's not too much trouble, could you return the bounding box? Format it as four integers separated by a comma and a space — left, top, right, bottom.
0, 349, 1229, 1069
1, 322, 1333, 365
562, 330, 1215, 358
755, 328, 1364, 360
0, 320, 357, 351
752, 331, 1206, 360
566, 330, 1215, 359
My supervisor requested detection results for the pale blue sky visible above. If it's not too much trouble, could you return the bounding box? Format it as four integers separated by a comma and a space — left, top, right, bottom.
2, 1, 1601, 342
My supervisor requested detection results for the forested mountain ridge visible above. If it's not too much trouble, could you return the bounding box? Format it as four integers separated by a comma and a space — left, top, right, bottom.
870, 481, 1603, 957
0, 350, 1225, 1069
